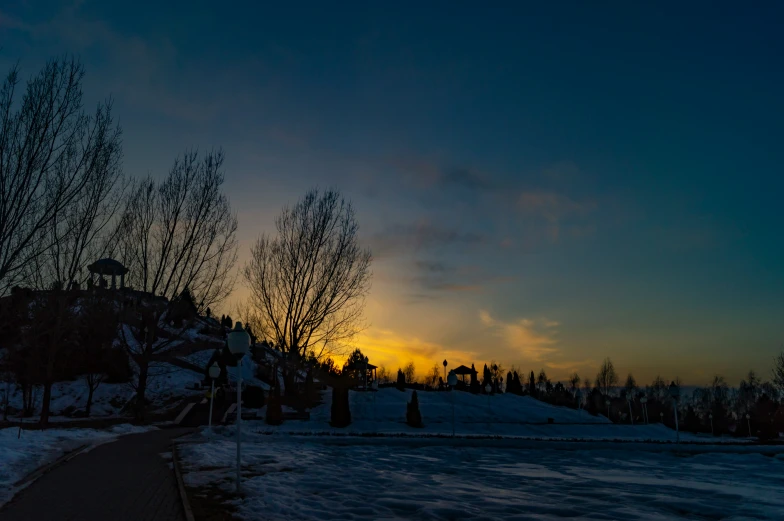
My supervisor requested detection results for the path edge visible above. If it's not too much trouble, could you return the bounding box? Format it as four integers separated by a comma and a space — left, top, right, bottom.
173, 443, 196, 521
13, 443, 90, 488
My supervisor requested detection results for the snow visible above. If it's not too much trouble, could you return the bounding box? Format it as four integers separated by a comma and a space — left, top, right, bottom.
178, 432, 784, 521
0, 424, 155, 506
237, 388, 736, 442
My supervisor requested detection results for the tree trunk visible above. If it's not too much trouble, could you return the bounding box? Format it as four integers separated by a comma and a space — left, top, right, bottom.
86, 382, 95, 417
135, 359, 149, 422
2, 380, 9, 421
40, 381, 52, 428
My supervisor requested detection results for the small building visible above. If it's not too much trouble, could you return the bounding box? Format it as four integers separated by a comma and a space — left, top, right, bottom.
87, 258, 129, 289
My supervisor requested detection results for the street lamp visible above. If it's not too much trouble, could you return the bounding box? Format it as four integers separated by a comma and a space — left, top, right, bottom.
746, 413, 752, 437
447, 370, 458, 437
443, 359, 448, 382
626, 393, 634, 425
227, 322, 250, 494
575, 389, 583, 419
364, 356, 369, 389
640, 397, 648, 424
605, 399, 611, 421
669, 382, 680, 443
709, 413, 714, 436
208, 362, 220, 429
371, 379, 379, 426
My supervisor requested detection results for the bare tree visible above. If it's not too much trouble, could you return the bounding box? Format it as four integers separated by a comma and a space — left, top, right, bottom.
243, 188, 372, 369
75, 295, 120, 416
116, 149, 237, 310
118, 301, 193, 421
403, 361, 416, 384
21, 292, 78, 427
773, 350, 784, 393
377, 365, 390, 384
537, 368, 548, 392
568, 372, 581, 394
623, 373, 637, 397
0, 57, 122, 295
595, 357, 618, 396
425, 363, 441, 388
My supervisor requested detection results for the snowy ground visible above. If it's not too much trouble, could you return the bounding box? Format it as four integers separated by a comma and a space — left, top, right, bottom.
179, 431, 784, 521
0, 424, 155, 506
3, 361, 205, 421
243, 388, 731, 443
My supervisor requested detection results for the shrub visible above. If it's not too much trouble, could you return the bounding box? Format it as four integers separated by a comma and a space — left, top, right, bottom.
330, 387, 351, 427
244, 385, 266, 408
265, 388, 283, 426
406, 390, 423, 428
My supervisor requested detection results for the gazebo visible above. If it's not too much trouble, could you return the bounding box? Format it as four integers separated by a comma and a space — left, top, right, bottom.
452, 365, 477, 384
87, 258, 129, 289
344, 360, 377, 389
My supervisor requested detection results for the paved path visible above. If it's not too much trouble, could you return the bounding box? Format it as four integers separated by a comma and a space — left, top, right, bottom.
1, 427, 193, 521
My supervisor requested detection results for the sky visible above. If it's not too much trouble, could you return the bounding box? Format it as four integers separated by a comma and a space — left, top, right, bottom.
1, 1, 782, 385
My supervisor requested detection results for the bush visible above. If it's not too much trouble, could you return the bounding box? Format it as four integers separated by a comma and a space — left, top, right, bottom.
406, 390, 423, 428
244, 385, 266, 408
330, 387, 351, 427
265, 388, 283, 426
104, 348, 133, 383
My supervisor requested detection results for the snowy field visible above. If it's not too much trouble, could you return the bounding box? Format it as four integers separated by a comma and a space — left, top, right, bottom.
179, 432, 784, 521
0, 424, 155, 506
244, 388, 729, 443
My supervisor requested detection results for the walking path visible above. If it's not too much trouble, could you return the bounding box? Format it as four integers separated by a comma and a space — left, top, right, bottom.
1, 427, 193, 521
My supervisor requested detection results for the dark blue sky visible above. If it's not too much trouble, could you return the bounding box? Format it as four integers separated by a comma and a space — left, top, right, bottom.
2, 1, 782, 382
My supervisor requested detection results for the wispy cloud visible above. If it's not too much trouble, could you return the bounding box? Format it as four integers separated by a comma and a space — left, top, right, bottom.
479, 310, 560, 361
369, 220, 485, 258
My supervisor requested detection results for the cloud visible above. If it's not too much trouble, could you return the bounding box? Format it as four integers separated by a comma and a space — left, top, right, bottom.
3, 3, 223, 123
479, 310, 560, 361
439, 166, 494, 192
352, 328, 478, 374
369, 220, 485, 258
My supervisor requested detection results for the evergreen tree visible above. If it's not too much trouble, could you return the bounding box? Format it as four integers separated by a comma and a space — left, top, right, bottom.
406, 390, 423, 427
396, 368, 406, 389
470, 363, 480, 394
330, 386, 351, 427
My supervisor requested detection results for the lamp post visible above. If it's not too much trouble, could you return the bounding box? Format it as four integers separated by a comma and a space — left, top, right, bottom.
605, 399, 611, 421
448, 370, 458, 437
709, 413, 714, 436
371, 379, 378, 426
746, 413, 752, 437
208, 362, 220, 429
443, 359, 448, 382
669, 382, 680, 443
485, 383, 492, 415
575, 389, 583, 419
626, 394, 634, 425
659, 412, 664, 424
640, 397, 648, 424
227, 322, 250, 495
364, 356, 369, 389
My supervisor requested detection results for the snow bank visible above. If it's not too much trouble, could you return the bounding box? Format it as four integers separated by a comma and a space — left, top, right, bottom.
0, 424, 155, 506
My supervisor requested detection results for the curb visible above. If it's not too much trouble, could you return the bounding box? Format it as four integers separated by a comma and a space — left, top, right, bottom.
172, 444, 196, 521
13, 443, 90, 488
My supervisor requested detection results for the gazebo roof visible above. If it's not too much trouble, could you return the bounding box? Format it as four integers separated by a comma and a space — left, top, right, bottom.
452, 365, 477, 375
88, 258, 128, 275
345, 361, 377, 370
